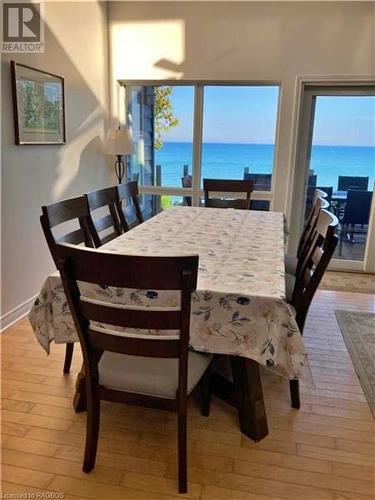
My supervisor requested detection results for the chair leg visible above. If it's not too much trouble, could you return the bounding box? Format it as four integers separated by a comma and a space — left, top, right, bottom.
339, 227, 344, 256
289, 379, 300, 409
200, 368, 212, 417
83, 395, 100, 473
63, 343, 74, 374
177, 401, 188, 494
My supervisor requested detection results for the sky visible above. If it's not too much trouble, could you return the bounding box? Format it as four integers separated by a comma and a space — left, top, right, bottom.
160, 86, 375, 147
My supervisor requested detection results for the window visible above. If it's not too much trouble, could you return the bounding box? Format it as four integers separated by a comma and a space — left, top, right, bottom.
141, 194, 190, 221
124, 83, 280, 216
127, 85, 194, 189
201, 86, 278, 190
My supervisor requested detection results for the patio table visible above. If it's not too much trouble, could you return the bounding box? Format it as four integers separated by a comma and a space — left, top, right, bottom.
29, 206, 306, 441
332, 190, 347, 201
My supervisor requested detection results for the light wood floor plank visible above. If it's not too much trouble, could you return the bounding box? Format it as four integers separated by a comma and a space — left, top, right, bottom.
2, 448, 125, 485
1, 289, 374, 499
1, 464, 53, 489
0, 481, 83, 500
48, 474, 185, 499
164, 466, 335, 500
200, 485, 284, 500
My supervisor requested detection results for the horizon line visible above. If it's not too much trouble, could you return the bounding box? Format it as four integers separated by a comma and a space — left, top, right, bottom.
160, 140, 375, 148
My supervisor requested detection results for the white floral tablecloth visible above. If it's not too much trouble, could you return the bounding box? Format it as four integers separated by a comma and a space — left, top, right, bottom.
29, 207, 306, 379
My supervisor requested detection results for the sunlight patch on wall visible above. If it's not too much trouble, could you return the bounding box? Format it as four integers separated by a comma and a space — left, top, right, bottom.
111, 20, 186, 80
41, 2, 107, 108
53, 106, 107, 199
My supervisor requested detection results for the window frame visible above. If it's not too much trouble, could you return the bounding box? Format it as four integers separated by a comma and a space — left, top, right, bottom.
120, 80, 281, 209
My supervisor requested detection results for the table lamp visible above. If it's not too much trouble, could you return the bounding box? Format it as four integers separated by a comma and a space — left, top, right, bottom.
103, 128, 134, 184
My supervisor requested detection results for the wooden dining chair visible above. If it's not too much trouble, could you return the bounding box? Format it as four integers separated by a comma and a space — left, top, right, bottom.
286, 209, 338, 409
203, 179, 253, 209
285, 189, 329, 276
40, 196, 95, 374
316, 186, 333, 205
116, 181, 144, 232
313, 188, 328, 203
285, 193, 329, 277
56, 244, 213, 494
85, 186, 122, 247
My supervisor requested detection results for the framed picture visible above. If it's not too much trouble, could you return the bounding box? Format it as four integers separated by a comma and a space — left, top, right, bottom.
10, 61, 66, 145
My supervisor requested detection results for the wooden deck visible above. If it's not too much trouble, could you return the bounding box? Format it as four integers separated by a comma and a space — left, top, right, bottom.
1, 290, 374, 499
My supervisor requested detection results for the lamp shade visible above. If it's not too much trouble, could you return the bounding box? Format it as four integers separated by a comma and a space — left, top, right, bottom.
103, 128, 134, 155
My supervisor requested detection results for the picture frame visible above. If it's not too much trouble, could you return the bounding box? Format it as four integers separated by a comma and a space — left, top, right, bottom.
10, 61, 66, 145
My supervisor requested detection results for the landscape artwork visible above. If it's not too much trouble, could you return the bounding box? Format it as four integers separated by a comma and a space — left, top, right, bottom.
11, 61, 66, 144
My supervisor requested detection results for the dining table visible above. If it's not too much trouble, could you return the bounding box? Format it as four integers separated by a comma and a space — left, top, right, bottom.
29, 206, 306, 442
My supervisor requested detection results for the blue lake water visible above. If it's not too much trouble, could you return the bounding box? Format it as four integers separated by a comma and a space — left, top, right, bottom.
155, 142, 375, 190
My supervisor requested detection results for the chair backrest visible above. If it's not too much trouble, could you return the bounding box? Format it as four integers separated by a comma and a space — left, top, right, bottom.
297, 196, 329, 259
85, 186, 122, 247
40, 196, 94, 267
338, 176, 369, 191
243, 173, 272, 191
116, 181, 144, 231
313, 188, 328, 203
304, 174, 318, 220
308, 174, 317, 187
250, 200, 270, 211
56, 244, 198, 399
316, 186, 333, 205
203, 179, 253, 209
181, 175, 192, 207
181, 175, 192, 188
292, 209, 338, 331
342, 190, 373, 225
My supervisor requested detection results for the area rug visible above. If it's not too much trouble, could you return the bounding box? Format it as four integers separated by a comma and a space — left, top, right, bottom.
320, 272, 375, 294
335, 310, 375, 417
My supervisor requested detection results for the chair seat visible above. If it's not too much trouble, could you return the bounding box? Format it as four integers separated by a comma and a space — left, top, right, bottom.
285, 254, 298, 275
99, 350, 213, 399
285, 272, 296, 302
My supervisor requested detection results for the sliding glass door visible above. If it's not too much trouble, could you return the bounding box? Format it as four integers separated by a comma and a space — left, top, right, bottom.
292, 85, 375, 272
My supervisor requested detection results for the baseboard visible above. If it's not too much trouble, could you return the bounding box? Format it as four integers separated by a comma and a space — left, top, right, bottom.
0, 295, 37, 332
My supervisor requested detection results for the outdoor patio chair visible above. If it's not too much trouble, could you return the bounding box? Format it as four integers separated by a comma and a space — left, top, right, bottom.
339, 190, 372, 256
337, 176, 369, 191
181, 174, 192, 206
243, 172, 272, 191
304, 174, 318, 220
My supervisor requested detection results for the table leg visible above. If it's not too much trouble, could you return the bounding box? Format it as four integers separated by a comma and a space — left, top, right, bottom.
230, 356, 269, 441
73, 369, 87, 413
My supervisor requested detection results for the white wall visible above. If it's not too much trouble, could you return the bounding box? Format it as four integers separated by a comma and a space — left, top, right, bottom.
1, 1, 111, 327
108, 1, 374, 220
1, 1, 374, 326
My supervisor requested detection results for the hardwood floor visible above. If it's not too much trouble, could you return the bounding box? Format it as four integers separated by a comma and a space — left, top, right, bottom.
1, 290, 374, 499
